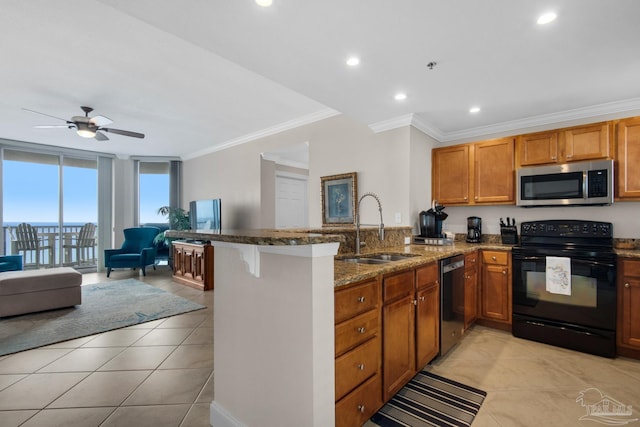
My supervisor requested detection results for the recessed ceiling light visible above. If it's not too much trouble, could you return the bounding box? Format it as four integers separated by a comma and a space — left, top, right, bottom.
537, 12, 557, 25
346, 56, 360, 67
255, 0, 272, 7
469, 106, 481, 114
394, 93, 407, 101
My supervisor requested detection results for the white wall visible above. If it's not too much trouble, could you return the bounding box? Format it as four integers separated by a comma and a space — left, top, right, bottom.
182, 114, 640, 238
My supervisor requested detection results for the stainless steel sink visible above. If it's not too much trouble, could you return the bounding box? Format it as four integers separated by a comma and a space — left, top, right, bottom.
338, 253, 420, 264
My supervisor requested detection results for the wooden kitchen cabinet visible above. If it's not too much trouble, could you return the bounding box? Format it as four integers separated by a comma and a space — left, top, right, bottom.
517, 122, 611, 167
617, 258, 640, 358
432, 137, 515, 206
464, 251, 479, 330
171, 241, 214, 290
616, 116, 640, 200
415, 262, 440, 369
382, 269, 415, 401
478, 250, 511, 327
334, 278, 382, 426
432, 144, 471, 204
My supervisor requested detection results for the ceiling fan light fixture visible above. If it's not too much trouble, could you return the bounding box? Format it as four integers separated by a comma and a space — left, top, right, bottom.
76, 123, 96, 138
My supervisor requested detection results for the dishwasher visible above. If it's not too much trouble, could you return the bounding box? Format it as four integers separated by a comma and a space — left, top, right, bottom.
440, 254, 465, 356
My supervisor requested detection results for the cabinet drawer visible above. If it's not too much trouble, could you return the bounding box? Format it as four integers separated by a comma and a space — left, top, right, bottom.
416, 262, 438, 290
335, 373, 382, 427
622, 259, 640, 278
465, 251, 478, 269
335, 336, 380, 401
335, 309, 379, 356
383, 270, 414, 303
335, 279, 379, 323
482, 251, 509, 266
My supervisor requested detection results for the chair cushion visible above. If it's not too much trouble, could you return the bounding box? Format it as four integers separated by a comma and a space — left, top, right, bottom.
0, 262, 18, 272
109, 254, 141, 263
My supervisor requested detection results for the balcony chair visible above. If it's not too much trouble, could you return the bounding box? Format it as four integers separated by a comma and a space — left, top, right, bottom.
14, 223, 54, 269
104, 227, 160, 277
0, 255, 23, 272
63, 222, 96, 266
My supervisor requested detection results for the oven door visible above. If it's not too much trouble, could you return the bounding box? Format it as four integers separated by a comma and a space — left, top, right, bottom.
512, 247, 616, 331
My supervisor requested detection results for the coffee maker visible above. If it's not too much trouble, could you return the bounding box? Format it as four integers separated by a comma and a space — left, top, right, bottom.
467, 216, 482, 243
419, 201, 448, 238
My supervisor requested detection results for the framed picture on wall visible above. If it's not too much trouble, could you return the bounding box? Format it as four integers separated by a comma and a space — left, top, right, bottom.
321, 172, 357, 225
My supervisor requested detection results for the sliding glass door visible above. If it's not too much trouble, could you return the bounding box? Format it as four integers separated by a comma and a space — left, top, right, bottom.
2, 149, 97, 270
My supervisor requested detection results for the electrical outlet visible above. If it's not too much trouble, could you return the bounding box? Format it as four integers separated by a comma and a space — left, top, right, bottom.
394, 212, 402, 223
404, 236, 411, 245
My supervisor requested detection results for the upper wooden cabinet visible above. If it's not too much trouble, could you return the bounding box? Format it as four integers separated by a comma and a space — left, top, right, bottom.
517, 122, 612, 167
432, 137, 514, 206
616, 117, 640, 200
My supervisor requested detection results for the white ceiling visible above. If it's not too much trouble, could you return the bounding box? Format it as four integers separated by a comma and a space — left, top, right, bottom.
2, 0, 640, 160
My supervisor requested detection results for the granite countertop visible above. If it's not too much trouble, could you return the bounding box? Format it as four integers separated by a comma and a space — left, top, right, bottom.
165, 229, 345, 246
334, 241, 513, 287
334, 242, 640, 287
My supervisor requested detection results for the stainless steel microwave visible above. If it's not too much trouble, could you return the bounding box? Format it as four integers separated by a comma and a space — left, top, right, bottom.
517, 159, 613, 207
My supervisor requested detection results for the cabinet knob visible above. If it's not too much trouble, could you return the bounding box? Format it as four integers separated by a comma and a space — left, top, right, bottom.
419, 296, 425, 301
357, 327, 366, 334
464, 196, 468, 201
357, 296, 366, 303
502, 270, 507, 275
357, 363, 365, 370
492, 256, 497, 261
357, 405, 365, 413
412, 300, 418, 306
474, 196, 478, 200
625, 282, 630, 288
551, 156, 557, 160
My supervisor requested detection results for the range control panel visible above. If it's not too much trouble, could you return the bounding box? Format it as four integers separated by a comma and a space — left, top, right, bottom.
520, 220, 612, 238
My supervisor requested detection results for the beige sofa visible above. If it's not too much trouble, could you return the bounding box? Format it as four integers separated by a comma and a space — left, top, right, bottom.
0, 267, 82, 317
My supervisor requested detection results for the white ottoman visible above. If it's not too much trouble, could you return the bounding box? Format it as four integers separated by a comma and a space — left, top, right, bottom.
0, 267, 82, 317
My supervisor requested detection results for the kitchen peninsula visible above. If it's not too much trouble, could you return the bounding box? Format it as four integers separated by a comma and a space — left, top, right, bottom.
165, 229, 345, 427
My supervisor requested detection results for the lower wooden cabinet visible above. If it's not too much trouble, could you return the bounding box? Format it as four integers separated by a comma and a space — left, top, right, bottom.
479, 250, 511, 326
335, 278, 382, 427
617, 258, 640, 356
415, 262, 440, 369
171, 241, 214, 291
464, 251, 479, 330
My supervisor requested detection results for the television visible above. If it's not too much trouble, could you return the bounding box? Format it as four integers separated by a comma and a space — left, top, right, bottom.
189, 199, 221, 232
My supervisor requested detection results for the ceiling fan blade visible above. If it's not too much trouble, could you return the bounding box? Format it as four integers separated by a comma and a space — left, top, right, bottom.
101, 128, 145, 139
89, 115, 112, 126
22, 108, 70, 123
34, 125, 72, 129
94, 131, 109, 141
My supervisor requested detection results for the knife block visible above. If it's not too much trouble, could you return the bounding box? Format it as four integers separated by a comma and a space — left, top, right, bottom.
500, 225, 518, 244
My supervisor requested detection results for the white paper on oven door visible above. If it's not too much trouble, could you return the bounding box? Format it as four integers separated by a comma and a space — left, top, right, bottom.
545, 256, 571, 296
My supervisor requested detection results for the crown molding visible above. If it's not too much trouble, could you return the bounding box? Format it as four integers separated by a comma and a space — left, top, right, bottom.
182, 108, 339, 160
260, 152, 308, 169
369, 97, 640, 143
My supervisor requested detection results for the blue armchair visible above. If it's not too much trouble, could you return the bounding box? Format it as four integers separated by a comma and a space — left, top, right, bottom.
0, 255, 23, 272
105, 227, 160, 277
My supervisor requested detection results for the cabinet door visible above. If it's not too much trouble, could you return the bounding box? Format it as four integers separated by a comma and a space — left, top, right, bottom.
432, 144, 471, 204
415, 284, 439, 369
480, 264, 511, 323
464, 267, 478, 329
561, 122, 610, 162
382, 295, 415, 401
517, 132, 558, 166
620, 277, 640, 348
617, 117, 640, 199
474, 138, 515, 203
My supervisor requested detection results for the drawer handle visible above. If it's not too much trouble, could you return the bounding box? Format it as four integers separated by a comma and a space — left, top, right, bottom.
357, 363, 365, 370
357, 404, 365, 413
492, 256, 497, 261
502, 270, 507, 275
419, 296, 425, 301
357, 327, 366, 334
357, 296, 366, 303
625, 283, 630, 288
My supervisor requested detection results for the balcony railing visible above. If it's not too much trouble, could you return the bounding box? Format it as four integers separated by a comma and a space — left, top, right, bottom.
3, 224, 97, 270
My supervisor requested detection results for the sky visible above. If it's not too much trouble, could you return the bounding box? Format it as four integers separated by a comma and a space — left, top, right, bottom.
3, 160, 168, 225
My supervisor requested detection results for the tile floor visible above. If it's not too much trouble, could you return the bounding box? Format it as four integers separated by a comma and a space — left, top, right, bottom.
2, 268, 640, 426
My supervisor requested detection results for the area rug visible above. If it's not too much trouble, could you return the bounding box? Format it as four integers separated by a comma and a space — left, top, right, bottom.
0, 279, 206, 356
371, 370, 487, 427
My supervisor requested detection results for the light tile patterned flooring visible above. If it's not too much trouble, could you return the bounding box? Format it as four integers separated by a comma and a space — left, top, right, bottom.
2, 268, 640, 426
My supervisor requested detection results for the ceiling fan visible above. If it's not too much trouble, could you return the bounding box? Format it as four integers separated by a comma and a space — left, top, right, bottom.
23, 106, 145, 141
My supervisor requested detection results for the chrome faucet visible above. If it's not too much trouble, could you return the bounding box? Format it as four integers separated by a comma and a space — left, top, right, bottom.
355, 192, 384, 255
